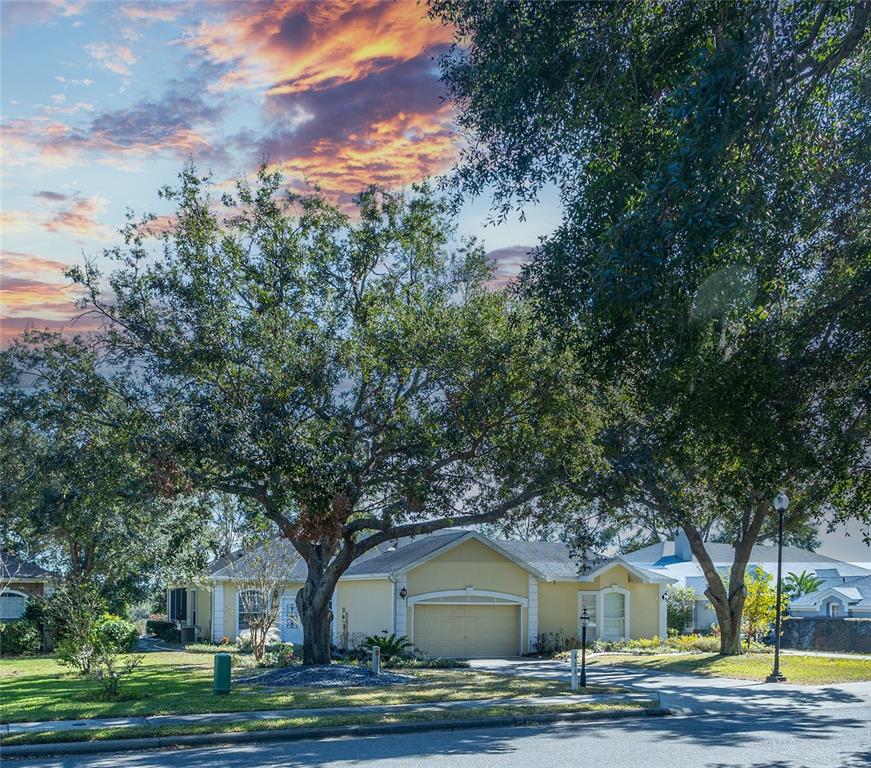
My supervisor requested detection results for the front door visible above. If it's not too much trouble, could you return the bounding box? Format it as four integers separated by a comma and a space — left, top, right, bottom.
280, 595, 304, 644
602, 591, 627, 641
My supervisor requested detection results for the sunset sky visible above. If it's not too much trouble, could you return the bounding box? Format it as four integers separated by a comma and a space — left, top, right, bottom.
0, 0, 559, 344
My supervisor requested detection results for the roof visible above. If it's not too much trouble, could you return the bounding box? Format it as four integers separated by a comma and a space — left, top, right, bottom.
205, 530, 669, 584
791, 575, 871, 609
2, 552, 53, 581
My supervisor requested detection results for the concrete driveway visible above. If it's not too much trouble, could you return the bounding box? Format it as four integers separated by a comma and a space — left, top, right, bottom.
469, 657, 871, 717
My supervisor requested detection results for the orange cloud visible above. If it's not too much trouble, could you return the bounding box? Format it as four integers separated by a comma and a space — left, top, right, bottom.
185, 0, 452, 95
1, 194, 112, 241
0, 250, 83, 320
84, 42, 137, 75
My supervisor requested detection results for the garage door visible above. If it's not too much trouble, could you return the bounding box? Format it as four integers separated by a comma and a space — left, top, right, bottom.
413, 604, 519, 657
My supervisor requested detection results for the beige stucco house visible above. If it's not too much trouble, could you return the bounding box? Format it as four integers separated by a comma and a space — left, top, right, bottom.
1, 553, 55, 621
170, 530, 674, 657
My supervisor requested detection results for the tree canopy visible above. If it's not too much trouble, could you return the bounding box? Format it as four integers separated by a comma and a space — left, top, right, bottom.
67, 166, 606, 662
433, 0, 871, 652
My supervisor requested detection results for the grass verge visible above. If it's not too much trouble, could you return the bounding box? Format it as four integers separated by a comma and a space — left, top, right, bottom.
591, 652, 871, 685
0, 700, 655, 747
1, 653, 620, 723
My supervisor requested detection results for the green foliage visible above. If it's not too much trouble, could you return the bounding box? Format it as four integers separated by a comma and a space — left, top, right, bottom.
784, 570, 824, 600
260, 642, 296, 668
383, 656, 470, 669
432, 0, 871, 652
51, 580, 106, 674
183, 643, 240, 654
363, 633, 413, 660
666, 585, 697, 633
742, 566, 786, 644
0, 619, 41, 655
95, 614, 138, 653
145, 619, 180, 643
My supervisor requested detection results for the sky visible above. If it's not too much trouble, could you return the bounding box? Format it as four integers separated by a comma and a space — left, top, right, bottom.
0, 0, 559, 344
0, 0, 866, 565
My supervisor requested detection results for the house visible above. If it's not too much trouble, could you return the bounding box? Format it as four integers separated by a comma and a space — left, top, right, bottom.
789, 574, 871, 618
170, 530, 674, 656
622, 531, 871, 630
1, 552, 55, 621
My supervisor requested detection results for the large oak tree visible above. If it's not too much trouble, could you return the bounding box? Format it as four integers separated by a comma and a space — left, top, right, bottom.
69, 168, 605, 663
433, 0, 870, 652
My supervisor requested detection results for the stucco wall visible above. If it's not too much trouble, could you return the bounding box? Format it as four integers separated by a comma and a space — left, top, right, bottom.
405, 539, 530, 598
336, 579, 394, 640
538, 581, 580, 637
4, 581, 45, 598
194, 586, 212, 638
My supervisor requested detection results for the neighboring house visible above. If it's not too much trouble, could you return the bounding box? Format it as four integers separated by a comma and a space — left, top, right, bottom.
790, 574, 871, 618
170, 530, 674, 657
622, 532, 871, 631
1, 553, 54, 621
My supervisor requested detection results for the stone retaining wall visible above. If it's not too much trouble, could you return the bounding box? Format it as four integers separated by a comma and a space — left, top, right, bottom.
781, 617, 871, 653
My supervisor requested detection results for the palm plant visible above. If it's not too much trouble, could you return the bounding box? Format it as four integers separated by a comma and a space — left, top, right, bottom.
784, 571, 824, 600
363, 633, 413, 660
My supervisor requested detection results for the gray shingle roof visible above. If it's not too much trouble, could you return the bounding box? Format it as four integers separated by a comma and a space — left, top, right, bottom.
791, 575, 871, 608
622, 540, 865, 568
206, 530, 605, 582
2, 552, 53, 580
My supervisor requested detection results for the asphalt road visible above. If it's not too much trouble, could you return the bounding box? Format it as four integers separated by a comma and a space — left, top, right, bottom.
14, 704, 870, 768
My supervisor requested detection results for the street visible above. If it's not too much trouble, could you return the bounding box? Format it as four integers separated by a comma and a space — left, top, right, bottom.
16, 662, 871, 768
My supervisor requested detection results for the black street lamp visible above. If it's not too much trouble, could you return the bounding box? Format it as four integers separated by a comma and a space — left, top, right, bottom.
766, 491, 789, 684
579, 607, 589, 688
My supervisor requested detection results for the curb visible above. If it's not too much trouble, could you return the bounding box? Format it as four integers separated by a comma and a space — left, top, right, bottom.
0, 707, 670, 758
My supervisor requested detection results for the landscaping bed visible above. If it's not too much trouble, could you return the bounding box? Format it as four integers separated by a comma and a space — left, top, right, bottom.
590, 652, 871, 685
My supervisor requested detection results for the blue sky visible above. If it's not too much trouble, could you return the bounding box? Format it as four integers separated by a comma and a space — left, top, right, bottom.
1, 0, 558, 342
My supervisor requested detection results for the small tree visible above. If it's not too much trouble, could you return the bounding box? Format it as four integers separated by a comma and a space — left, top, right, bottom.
742, 567, 785, 646
232, 537, 301, 663
784, 570, 824, 600
665, 585, 696, 634
51, 580, 105, 675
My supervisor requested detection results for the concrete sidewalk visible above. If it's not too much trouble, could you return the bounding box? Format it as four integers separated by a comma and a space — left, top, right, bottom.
3, 691, 654, 737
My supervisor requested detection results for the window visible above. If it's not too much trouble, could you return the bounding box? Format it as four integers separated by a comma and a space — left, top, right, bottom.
827, 602, 840, 617
238, 590, 264, 631
0, 591, 27, 620
578, 591, 597, 630
169, 588, 187, 622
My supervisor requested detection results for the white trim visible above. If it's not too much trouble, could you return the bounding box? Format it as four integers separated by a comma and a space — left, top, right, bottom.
408, 589, 528, 607
598, 586, 630, 642
394, 575, 408, 637
212, 583, 224, 642
331, 590, 338, 644
658, 584, 667, 639
578, 558, 675, 585
527, 575, 538, 653
577, 590, 598, 641
236, 588, 264, 637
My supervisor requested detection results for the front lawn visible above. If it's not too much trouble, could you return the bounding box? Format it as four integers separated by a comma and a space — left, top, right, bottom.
1, 652, 596, 724
591, 652, 871, 685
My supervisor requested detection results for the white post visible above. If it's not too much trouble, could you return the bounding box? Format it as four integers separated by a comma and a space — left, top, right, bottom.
570, 648, 578, 691
371, 646, 381, 675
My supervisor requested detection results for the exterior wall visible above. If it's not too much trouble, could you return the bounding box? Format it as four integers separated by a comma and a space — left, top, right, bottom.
335, 579, 393, 641
194, 586, 212, 639
405, 539, 530, 598
537, 567, 664, 642
694, 599, 717, 630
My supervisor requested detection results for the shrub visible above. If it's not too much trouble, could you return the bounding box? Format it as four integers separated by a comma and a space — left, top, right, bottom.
384, 656, 469, 669
535, 631, 580, 655
96, 614, 138, 652
363, 633, 412, 660
90, 649, 144, 698
184, 643, 240, 654
51, 581, 106, 675
145, 619, 180, 643
666, 585, 697, 633
260, 642, 295, 668
0, 619, 41, 655
23, 597, 55, 652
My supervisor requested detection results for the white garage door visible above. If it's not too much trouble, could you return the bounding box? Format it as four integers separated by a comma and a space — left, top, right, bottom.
413, 604, 519, 658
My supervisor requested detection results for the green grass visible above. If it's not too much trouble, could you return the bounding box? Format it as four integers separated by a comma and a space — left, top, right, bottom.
1, 652, 606, 724
591, 652, 871, 685
0, 700, 654, 747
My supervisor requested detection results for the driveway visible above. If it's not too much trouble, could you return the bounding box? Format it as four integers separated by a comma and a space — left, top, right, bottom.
469, 657, 871, 717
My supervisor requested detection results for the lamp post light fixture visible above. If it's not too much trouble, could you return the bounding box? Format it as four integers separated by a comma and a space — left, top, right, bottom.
767, 491, 789, 684
579, 607, 589, 688
399, 587, 408, 600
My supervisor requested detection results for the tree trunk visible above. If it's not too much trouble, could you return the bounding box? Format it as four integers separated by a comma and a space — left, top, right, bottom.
682, 506, 766, 656
295, 559, 340, 665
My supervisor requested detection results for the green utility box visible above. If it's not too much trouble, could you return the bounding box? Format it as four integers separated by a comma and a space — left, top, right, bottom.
213, 652, 232, 695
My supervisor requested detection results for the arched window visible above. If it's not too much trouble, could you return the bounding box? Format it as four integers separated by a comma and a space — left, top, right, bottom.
0, 590, 27, 620
237, 589, 264, 631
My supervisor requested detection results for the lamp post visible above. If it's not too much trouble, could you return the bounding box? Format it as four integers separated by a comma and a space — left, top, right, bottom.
766, 491, 789, 683
580, 607, 589, 688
